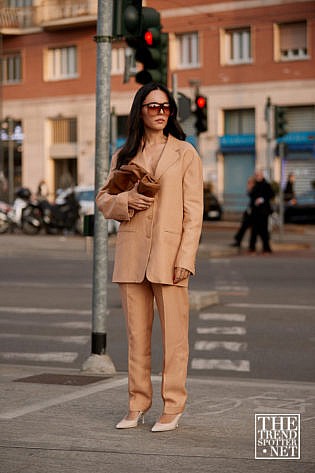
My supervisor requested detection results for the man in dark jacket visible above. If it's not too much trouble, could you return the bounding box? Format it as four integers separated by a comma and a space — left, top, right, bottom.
249, 170, 274, 254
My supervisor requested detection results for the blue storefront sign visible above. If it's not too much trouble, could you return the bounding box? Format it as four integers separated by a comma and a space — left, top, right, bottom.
277, 131, 315, 154
219, 134, 255, 153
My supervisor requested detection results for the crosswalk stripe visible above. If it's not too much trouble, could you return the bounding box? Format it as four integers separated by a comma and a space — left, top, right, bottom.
215, 285, 248, 291
0, 282, 92, 289
227, 302, 315, 311
199, 313, 246, 322
196, 326, 246, 335
0, 352, 79, 363
0, 319, 91, 329
0, 307, 90, 315
191, 358, 250, 372
194, 341, 248, 352
0, 334, 89, 344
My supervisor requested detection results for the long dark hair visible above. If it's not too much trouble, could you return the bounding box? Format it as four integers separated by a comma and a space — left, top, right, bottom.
116, 82, 186, 169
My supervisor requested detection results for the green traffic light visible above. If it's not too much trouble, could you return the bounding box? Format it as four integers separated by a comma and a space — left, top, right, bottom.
275, 106, 288, 138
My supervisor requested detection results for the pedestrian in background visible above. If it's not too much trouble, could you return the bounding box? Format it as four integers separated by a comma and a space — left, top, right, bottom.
0, 171, 8, 201
249, 170, 274, 254
231, 175, 255, 249
284, 172, 296, 204
96, 82, 203, 432
36, 179, 49, 200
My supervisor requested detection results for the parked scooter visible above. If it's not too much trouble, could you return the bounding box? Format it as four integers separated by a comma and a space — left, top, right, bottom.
0, 201, 11, 234
0, 188, 42, 235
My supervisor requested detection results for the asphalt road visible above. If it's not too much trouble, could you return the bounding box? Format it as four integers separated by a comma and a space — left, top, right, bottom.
0, 228, 314, 383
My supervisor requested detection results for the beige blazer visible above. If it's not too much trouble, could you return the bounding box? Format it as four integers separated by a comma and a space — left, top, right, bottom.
96, 134, 204, 287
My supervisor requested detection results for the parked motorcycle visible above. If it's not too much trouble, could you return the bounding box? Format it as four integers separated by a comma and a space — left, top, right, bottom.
0, 187, 80, 235
37, 188, 81, 234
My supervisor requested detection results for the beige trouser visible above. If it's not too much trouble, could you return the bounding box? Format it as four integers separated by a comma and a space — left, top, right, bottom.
119, 279, 189, 415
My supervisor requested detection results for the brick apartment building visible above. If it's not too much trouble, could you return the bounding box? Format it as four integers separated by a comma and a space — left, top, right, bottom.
1, 0, 315, 210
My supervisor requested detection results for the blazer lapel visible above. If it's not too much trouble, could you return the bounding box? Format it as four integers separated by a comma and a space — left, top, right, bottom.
155, 134, 181, 180
130, 135, 181, 179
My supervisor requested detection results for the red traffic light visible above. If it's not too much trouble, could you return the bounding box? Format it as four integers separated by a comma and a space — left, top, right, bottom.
196, 96, 206, 109
144, 30, 153, 46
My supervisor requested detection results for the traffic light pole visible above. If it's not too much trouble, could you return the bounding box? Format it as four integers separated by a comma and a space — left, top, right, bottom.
82, 0, 115, 375
265, 97, 273, 181
172, 73, 178, 107
278, 142, 286, 242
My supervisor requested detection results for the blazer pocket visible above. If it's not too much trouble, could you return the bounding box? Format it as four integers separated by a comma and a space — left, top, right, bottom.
164, 229, 182, 235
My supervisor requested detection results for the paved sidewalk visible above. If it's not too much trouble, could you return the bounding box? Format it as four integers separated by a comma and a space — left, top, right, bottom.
1, 220, 314, 259
0, 364, 314, 473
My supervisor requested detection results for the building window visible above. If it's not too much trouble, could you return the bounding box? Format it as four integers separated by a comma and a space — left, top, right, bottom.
46, 46, 77, 80
51, 118, 77, 144
223, 27, 252, 65
5, 1, 33, 6
176, 32, 199, 69
224, 109, 255, 135
0, 52, 22, 84
276, 21, 307, 61
111, 48, 125, 75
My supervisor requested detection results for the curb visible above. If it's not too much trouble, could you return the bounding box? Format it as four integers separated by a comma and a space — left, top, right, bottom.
189, 290, 219, 310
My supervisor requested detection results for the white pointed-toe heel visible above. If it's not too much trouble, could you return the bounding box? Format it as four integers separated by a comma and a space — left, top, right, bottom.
115, 411, 145, 429
151, 413, 183, 432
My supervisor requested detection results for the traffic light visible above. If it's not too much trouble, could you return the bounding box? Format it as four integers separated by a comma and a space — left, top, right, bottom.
112, 0, 142, 39
274, 106, 287, 138
132, 7, 169, 86
113, 4, 169, 85
195, 95, 208, 134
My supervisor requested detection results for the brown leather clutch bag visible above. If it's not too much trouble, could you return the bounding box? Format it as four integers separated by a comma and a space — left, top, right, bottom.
104, 162, 160, 197
138, 174, 161, 197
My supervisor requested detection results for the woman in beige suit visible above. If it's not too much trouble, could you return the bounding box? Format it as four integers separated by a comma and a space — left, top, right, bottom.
96, 82, 203, 432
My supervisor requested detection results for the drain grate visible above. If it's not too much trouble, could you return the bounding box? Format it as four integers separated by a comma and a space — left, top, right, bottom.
14, 373, 108, 386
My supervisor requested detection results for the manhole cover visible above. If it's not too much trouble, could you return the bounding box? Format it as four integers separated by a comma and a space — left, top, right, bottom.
14, 373, 108, 386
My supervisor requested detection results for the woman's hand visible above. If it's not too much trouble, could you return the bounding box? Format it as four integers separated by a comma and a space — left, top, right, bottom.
173, 267, 190, 284
128, 183, 154, 211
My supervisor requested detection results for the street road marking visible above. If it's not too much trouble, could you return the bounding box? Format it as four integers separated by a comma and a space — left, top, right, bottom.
227, 303, 315, 311
199, 313, 246, 322
0, 282, 92, 289
0, 307, 90, 315
215, 285, 249, 291
194, 341, 248, 351
0, 377, 129, 420
55, 322, 91, 329
191, 358, 250, 372
197, 326, 246, 335
0, 334, 89, 344
0, 319, 91, 329
208, 259, 231, 264
0, 352, 79, 363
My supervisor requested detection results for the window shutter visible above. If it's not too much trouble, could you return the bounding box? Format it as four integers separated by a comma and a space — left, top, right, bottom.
280, 22, 306, 50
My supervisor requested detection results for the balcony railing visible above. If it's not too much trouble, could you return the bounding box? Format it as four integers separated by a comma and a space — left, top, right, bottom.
40, 0, 97, 24
0, 7, 36, 29
0, 1, 97, 30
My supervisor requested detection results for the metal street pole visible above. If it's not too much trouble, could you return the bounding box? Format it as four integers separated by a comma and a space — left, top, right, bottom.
82, 0, 115, 374
8, 118, 15, 204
